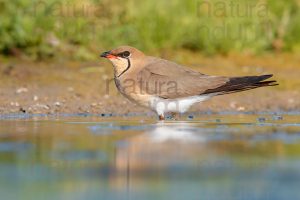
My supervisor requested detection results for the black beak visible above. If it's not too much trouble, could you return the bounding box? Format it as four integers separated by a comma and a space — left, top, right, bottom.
100, 51, 111, 58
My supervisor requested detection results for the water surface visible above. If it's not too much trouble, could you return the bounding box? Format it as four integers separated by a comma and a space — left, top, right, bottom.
0, 114, 300, 200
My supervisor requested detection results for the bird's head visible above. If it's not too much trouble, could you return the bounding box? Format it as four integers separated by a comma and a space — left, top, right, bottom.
100, 46, 145, 78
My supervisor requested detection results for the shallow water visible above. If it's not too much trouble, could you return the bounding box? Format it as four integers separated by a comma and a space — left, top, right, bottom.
0, 114, 300, 200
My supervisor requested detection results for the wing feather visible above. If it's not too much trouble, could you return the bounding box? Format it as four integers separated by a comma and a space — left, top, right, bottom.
137, 58, 229, 99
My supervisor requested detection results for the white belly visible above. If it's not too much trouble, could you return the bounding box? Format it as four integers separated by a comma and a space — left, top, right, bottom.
150, 95, 211, 116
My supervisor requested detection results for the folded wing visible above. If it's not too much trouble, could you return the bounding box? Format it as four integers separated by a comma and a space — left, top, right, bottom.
137, 58, 278, 99
137, 58, 228, 99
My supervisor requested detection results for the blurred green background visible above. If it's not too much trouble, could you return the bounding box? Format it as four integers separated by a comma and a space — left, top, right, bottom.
0, 0, 300, 60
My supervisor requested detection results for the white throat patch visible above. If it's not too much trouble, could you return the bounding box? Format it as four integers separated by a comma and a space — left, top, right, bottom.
109, 57, 130, 77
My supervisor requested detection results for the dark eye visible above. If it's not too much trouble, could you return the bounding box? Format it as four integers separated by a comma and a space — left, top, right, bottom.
119, 51, 130, 58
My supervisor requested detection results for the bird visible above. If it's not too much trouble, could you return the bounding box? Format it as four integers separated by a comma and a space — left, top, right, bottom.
100, 46, 278, 120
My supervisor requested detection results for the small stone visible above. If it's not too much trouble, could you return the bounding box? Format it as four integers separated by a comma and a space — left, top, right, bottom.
91, 103, 97, 107
33, 95, 39, 101
237, 106, 245, 111
19, 107, 26, 113
257, 117, 266, 122
34, 104, 50, 110
273, 116, 283, 120
67, 87, 74, 92
16, 87, 28, 94
230, 102, 237, 108
166, 115, 172, 120
54, 102, 61, 106
10, 102, 19, 107
188, 115, 194, 119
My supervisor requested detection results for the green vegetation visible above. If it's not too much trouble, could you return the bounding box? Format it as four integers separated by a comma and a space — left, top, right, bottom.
0, 0, 300, 59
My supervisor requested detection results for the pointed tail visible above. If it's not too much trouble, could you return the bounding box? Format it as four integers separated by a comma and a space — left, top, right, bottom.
203, 74, 278, 95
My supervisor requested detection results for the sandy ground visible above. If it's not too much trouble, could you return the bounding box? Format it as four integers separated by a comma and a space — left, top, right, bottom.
0, 52, 299, 115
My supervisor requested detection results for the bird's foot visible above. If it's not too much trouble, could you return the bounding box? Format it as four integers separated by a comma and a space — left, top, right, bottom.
158, 113, 180, 121
170, 112, 180, 120
159, 115, 165, 121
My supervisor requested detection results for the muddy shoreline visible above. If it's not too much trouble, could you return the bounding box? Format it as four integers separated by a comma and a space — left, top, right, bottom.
1, 53, 299, 115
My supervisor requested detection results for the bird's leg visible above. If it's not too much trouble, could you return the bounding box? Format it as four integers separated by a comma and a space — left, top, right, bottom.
159, 114, 165, 121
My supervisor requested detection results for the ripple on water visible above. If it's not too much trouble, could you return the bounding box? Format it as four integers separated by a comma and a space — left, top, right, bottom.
51, 150, 107, 161
88, 123, 152, 135
0, 142, 33, 153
